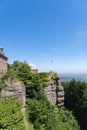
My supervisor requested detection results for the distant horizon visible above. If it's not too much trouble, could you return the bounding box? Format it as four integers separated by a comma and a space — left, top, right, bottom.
0, 0, 87, 74
60, 73, 87, 82
59, 72, 87, 75
6, 59, 87, 74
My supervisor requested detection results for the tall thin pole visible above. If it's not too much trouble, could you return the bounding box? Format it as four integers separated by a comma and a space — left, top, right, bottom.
51, 57, 53, 72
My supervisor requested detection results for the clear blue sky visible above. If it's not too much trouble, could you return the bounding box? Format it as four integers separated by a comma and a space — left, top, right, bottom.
0, 0, 87, 73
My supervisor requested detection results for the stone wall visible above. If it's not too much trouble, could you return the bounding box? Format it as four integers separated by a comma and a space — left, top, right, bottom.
45, 72, 64, 107
0, 48, 8, 78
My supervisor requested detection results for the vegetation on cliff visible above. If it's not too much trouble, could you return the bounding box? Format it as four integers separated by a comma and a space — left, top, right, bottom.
0, 61, 79, 130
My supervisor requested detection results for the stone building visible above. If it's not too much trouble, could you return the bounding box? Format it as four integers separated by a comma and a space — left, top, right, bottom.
0, 48, 8, 77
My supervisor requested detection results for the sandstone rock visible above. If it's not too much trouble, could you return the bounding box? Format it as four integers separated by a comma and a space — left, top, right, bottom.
0, 82, 26, 108
45, 72, 64, 107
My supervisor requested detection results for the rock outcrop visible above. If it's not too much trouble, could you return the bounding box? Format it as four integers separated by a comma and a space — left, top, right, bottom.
0, 79, 26, 108
0, 78, 27, 127
45, 72, 64, 107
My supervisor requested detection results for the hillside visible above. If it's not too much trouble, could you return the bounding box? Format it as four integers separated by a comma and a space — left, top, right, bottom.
0, 61, 80, 130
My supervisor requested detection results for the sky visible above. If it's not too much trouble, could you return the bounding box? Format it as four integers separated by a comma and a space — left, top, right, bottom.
0, 0, 87, 74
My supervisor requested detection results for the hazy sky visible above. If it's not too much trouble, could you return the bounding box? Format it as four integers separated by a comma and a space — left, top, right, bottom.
0, 0, 87, 73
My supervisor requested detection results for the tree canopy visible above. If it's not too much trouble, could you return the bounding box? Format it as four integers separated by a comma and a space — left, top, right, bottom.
62, 79, 87, 130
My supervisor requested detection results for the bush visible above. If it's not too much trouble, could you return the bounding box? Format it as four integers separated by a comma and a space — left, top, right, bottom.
0, 97, 26, 130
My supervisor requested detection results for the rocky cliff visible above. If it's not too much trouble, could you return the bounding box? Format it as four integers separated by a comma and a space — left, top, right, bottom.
45, 72, 64, 107
0, 79, 26, 108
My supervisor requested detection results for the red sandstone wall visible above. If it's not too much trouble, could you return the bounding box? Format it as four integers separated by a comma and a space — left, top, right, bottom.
0, 55, 7, 78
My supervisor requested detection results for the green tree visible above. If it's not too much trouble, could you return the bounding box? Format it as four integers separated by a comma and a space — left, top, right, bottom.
2, 60, 32, 84
1, 61, 79, 130
26, 74, 46, 100
27, 99, 79, 130
63, 79, 87, 130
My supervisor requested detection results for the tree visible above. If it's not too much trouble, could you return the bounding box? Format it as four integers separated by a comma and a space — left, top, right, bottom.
1, 61, 79, 130
27, 99, 79, 130
63, 79, 87, 130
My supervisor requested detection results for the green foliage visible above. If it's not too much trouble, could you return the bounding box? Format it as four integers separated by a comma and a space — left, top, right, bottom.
26, 74, 47, 100
0, 79, 5, 88
9, 60, 32, 84
63, 79, 87, 130
27, 99, 79, 130
0, 97, 26, 130
54, 72, 58, 78
58, 107, 79, 129
38, 72, 49, 86
25, 105, 35, 130
26, 72, 79, 130
0, 60, 32, 86
0, 60, 79, 130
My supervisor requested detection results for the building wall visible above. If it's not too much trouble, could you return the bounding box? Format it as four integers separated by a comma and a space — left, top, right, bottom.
0, 48, 8, 77
0, 56, 7, 73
